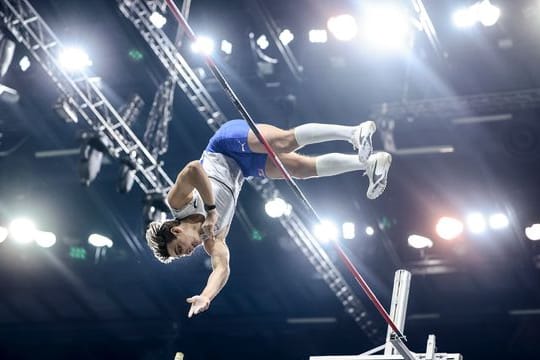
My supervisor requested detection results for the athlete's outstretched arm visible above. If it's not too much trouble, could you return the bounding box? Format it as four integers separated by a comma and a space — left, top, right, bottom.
187, 239, 230, 318
167, 160, 215, 209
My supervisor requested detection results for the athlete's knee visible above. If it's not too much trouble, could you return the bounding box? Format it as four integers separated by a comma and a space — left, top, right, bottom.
273, 129, 297, 153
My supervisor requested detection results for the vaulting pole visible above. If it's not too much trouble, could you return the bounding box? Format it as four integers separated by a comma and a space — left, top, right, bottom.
164, 0, 405, 340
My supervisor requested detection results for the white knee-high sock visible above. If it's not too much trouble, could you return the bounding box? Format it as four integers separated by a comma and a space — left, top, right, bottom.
294, 123, 356, 147
315, 153, 365, 177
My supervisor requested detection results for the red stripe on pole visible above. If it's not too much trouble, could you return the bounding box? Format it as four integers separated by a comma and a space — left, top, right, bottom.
164, 0, 404, 340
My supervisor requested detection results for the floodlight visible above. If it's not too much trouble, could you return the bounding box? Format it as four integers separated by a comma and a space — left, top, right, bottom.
35, 231, 56, 248
477, 0, 501, 27
452, 7, 477, 28
191, 36, 215, 55
0, 226, 7, 243
314, 220, 338, 243
327, 14, 358, 41
256, 35, 270, 50
221, 40, 233, 55
19, 56, 30, 72
365, 226, 375, 236
309, 29, 328, 43
342, 222, 355, 240
9, 218, 36, 244
149, 11, 167, 29
88, 233, 113, 248
525, 224, 540, 241
408, 234, 433, 249
359, 5, 411, 51
279, 29, 294, 46
435, 217, 464, 240
488, 213, 509, 230
58, 47, 92, 71
466, 212, 487, 234
265, 197, 292, 218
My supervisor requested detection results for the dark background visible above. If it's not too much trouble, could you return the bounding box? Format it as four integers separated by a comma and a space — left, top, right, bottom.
0, 0, 539, 359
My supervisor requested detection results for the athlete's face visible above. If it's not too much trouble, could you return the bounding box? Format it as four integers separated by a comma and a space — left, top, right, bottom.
166, 224, 202, 258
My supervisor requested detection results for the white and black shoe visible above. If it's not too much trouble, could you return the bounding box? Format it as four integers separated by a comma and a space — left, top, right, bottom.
351, 120, 377, 163
364, 152, 392, 200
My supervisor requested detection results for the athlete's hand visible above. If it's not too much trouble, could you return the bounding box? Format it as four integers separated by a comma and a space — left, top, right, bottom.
187, 295, 210, 318
201, 209, 218, 242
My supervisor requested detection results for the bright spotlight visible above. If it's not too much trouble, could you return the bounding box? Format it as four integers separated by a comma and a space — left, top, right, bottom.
149, 11, 167, 29
327, 14, 358, 41
88, 233, 113, 248
221, 40, 233, 55
436, 217, 464, 240
9, 218, 36, 244
408, 234, 433, 249
453, 1, 501, 28
525, 224, 540, 241
466, 213, 487, 234
342, 222, 355, 240
314, 220, 338, 243
452, 7, 477, 28
35, 231, 56, 248
477, 0, 501, 27
489, 213, 509, 230
279, 29, 294, 46
0, 226, 7, 243
256, 35, 270, 50
265, 197, 292, 218
19, 56, 31, 72
191, 36, 215, 55
309, 29, 328, 43
365, 226, 375, 236
58, 47, 92, 72
360, 5, 411, 51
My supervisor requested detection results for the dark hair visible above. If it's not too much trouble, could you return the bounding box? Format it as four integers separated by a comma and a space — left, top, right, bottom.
145, 218, 182, 263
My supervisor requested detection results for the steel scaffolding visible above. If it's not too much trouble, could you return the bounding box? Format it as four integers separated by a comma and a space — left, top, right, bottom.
1, 0, 173, 195
119, 0, 382, 340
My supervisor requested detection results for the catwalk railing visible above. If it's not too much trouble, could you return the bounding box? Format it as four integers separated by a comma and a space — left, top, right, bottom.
0, 0, 173, 195
119, 0, 382, 340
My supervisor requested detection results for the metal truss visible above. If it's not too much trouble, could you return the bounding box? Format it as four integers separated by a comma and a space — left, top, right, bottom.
0, 0, 173, 195
120, 0, 381, 340
371, 88, 540, 121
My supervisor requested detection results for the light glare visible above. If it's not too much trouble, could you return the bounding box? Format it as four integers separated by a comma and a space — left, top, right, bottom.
314, 220, 338, 243
525, 224, 540, 241
453, 8, 477, 28
9, 218, 36, 244
327, 14, 358, 41
477, 0, 501, 27
88, 233, 113, 248
0, 226, 7, 243
221, 40, 233, 55
265, 197, 292, 218
342, 222, 355, 240
191, 36, 215, 55
309, 29, 328, 43
19, 56, 31, 72
279, 29, 294, 46
35, 231, 56, 248
256, 35, 270, 50
360, 6, 411, 51
365, 226, 375, 236
408, 234, 433, 249
467, 213, 487, 234
58, 47, 92, 71
436, 217, 464, 240
489, 213, 509, 230
149, 11, 167, 29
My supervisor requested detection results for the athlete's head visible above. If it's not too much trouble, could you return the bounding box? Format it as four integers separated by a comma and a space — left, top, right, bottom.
146, 218, 201, 263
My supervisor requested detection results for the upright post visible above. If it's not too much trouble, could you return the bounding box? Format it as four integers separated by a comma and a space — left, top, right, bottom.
384, 270, 412, 355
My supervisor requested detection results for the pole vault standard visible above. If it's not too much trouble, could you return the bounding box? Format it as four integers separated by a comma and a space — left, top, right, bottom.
163, 0, 404, 340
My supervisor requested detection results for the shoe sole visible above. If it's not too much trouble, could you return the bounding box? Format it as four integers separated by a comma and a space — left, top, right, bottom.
358, 121, 377, 162
366, 153, 392, 200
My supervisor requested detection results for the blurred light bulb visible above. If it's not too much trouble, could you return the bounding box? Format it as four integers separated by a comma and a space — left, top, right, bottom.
436, 217, 464, 240
408, 234, 433, 249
